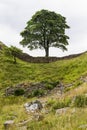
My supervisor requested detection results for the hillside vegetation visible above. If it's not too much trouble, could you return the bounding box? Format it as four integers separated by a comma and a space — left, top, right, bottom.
0, 42, 87, 130
0, 43, 87, 90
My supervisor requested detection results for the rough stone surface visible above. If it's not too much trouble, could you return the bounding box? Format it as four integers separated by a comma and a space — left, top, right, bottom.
24, 100, 43, 112
4, 120, 14, 130
56, 107, 69, 115
5, 82, 46, 96
17, 51, 85, 63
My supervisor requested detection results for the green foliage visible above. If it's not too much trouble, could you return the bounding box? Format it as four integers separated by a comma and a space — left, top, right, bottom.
4, 45, 22, 63
74, 95, 87, 107
43, 81, 59, 90
45, 84, 54, 90
20, 9, 69, 57
14, 89, 25, 96
28, 89, 45, 97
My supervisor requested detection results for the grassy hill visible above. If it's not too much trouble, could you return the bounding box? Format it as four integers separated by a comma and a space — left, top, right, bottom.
0, 42, 87, 129
0, 44, 87, 89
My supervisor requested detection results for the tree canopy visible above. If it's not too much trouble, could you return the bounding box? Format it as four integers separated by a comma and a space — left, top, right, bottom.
4, 46, 22, 63
20, 9, 70, 57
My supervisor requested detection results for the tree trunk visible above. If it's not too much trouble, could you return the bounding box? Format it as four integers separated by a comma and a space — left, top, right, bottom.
45, 47, 49, 57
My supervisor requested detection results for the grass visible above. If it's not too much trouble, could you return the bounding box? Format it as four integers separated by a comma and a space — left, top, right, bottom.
0, 50, 87, 90
1, 47, 87, 129
1, 83, 87, 129
0, 96, 36, 129
26, 109, 87, 130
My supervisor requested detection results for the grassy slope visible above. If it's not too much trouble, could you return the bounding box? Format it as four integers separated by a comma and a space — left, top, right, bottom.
1, 83, 87, 130
1, 49, 87, 129
0, 50, 87, 89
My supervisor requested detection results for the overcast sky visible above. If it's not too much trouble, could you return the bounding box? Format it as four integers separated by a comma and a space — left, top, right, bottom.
0, 0, 87, 57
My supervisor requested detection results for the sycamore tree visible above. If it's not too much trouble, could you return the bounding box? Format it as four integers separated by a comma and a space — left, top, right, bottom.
20, 9, 70, 57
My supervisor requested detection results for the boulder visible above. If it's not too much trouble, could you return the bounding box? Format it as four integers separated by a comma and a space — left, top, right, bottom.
4, 120, 14, 130
56, 107, 69, 115
24, 100, 43, 112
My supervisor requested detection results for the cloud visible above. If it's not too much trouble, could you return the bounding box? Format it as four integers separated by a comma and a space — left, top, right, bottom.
0, 0, 87, 56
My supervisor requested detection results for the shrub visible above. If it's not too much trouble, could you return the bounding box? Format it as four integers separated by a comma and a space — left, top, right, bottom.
45, 81, 59, 90
45, 84, 54, 90
14, 89, 25, 96
32, 89, 45, 97
74, 95, 87, 107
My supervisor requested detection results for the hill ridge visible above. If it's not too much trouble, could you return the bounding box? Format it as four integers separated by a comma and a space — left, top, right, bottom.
0, 41, 87, 63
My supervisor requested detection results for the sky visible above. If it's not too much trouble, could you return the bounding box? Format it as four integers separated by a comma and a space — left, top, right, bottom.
0, 0, 87, 57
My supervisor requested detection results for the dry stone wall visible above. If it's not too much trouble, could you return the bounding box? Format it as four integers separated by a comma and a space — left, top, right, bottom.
17, 52, 85, 63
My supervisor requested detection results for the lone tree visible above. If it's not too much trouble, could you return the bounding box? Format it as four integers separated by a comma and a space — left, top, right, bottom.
20, 9, 70, 57
4, 46, 22, 63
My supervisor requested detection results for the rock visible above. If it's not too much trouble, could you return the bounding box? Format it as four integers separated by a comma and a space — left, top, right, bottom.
56, 107, 69, 115
80, 76, 87, 82
78, 124, 87, 129
24, 100, 43, 112
4, 120, 14, 130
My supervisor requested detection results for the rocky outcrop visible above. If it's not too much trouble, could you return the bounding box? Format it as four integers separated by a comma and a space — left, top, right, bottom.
24, 100, 43, 112
5, 82, 60, 97
5, 82, 46, 97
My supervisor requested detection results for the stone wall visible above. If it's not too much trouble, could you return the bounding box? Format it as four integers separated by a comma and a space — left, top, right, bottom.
17, 51, 86, 63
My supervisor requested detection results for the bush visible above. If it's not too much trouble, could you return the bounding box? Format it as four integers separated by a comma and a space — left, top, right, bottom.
74, 95, 87, 107
14, 89, 25, 96
45, 81, 59, 90
45, 84, 54, 90
32, 89, 45, 97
